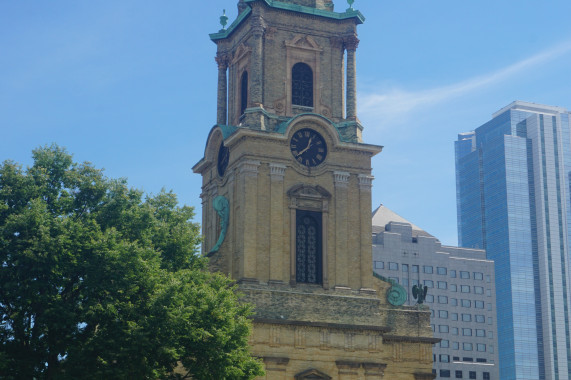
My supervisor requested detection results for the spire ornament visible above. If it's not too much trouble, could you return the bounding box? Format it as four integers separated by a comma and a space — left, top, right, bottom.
347, 0, 355, 10
219, 9, 228, 31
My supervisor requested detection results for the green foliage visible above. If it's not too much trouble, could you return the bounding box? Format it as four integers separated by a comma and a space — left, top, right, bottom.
0, 144, 264, 380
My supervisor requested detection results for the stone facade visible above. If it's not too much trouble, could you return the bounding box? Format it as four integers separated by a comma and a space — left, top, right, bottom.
193, 1, 437, 379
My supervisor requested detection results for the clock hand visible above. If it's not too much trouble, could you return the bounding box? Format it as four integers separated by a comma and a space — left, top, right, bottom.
296, 137, 313, 157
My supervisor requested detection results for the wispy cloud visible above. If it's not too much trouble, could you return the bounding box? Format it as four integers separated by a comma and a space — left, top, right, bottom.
359, 40, 571, 126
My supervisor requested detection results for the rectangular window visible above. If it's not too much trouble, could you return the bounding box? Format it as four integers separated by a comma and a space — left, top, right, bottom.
450, 270, 457, 278
462, 328, 472, 336
453, 356, 460, 361
488, 331, 493, 338
424, 280, 434, 288
463, 343, 473, 351
486, 289, 491, 297
487, 303, 492, 310
440, 354, 450, 362
473, 272, 483, 280
462, 314, 472, 322
485, 275, 491, 283
402, 278, 409, 287
476, 329, 485, 337
437, 267, 447, 275
487, 317, 492, 325
452, 313, 458, 321
453, 342, 459, 350
460, 271, 470, 279
475, 315, 485, 323
483, 372, 490, 380
439, 296, 448, 304
461, 299, 471, 307
431, 324, 435, 332
461, 285, 470, 293
469, 371, 476, 379
412, 279, 419, 286
440, 340, 449, 348
450, 284, 457, 292
477, 344, 486, 352
389, 262, 399, 271
462, 357, 473, 362
374, 261, 384, 269
438, 281, 447, 289
412, 265, 419, 273
476, 358, 487, 363
450, 298, 458, 306
451, 327, 458, 335
426, 294, 434, 303
439, 310, 449, 318
474, 286, 484, 294
475, 300, 484, 309
440, 370, 451, 378
402, 264, 408, 272
439, 325, 449, 333
423, 265, 433, 274
455, 370, 463, 378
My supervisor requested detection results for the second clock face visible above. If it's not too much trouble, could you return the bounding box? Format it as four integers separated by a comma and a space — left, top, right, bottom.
290, 128, 327, 167
217, 142, 229, 177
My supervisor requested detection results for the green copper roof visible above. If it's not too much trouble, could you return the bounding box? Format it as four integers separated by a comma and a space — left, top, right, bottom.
210, 0, 364, 42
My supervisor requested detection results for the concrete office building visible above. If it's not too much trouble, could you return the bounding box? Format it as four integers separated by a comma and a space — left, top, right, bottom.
372, 205, 499, 380
455, 101, 571, 380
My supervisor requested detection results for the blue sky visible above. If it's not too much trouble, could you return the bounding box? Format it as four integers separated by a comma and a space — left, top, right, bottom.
1, 0, 571, 245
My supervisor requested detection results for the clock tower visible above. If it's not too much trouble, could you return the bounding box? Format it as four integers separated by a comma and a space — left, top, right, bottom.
193, 1, 437, 379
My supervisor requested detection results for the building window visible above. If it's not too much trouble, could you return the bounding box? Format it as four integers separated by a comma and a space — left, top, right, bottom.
389, 262, 399, 271
474, 286, 484, 294
475, 315, 485, 323
450, 270, 457, 278
476, 329, 485, 337
438, 296, 448, 304
440, 354, 450, 362
486, 289, 491, 297
439, 310, 449, 318
475, 301, 484, 309
295, 210, 322, 284
487, 303, 492, 310
374, 261, 384, 269
473, 272, 483, 280
452, 313, 458, 321
463, 357, 473, 362
477, 344, 486, 352
450, 298, 458, 306
461, 299, 471, 307
460, 271, 470, 279
426, 294, 434, 303
469, 371, 476, 379
423, 265, 433, 274
455, 370, 463, 378
461, 285, 470, 293
240, 71, 248, 115
463, 343, 473, 351
424, 280, 434, 288
450, 284, 457, 292
483, 372, 490, 380
476, 358, 487, 363
462, 328, 472, 336
440, 370, 451, 378
462, 314, 471, 322
488, 331, 493, 338
412, 265, 419, 273
485, 275, 491, 283
437, 267, 447, 275
453, 342, 459, 350
441, 340, 449, 348
439, 325, 449, 333
402, 264, 409, 272
452, 327, 458, 335
438, 281, 447, 289
292, 62, 313, 107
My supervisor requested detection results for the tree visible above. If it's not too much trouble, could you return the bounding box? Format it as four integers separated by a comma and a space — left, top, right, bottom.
0, 144, 264, 380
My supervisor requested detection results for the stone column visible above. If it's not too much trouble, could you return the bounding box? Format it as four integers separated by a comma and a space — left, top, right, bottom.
215, 52, 230, 125
334, 171, 350, 288
269, 163, 286, 282
239, 160, 260, 281
359, 174, 374, 291
250, 15, 266, 107
344, 35, 360, 120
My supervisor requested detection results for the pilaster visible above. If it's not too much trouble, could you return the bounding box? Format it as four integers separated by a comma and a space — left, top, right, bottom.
269, 163, 287, 282
215, 52, 230, 125
334, 171, 350, 288
344, 35, 359, 120
239, 160, 260, 281
359, 174, 374, 291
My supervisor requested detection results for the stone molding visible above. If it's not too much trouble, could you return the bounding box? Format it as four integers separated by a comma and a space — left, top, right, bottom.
269, 162, 287, 180
358, 174, 374, 191
238, 160, 261, 176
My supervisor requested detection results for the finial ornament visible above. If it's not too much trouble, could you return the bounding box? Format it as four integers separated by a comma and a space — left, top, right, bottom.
219, 9, 228, 31
347, 0, 355, 10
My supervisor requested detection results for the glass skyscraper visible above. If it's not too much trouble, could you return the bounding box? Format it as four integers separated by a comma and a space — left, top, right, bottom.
455, 101, 571, 380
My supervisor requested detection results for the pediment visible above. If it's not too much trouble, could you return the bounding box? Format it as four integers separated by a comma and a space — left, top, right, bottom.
286, 35, 322, 51
287, 184, 331, 199
232, 43, 252, 64
295, 368, 332, 380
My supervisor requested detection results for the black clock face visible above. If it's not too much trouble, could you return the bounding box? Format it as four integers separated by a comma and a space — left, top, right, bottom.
217, 142, 229, 176
290, 128, 327, 167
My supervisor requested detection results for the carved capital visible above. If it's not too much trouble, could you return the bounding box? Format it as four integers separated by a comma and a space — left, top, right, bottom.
343, 34, 360, 51
215, 52, 231, 69
363, 362, 387, 376
358, 174, 374, 191
333, 171, 350, 188
269, 163, 287, 181
330, 36, 344, 49
238, 160, 260, 177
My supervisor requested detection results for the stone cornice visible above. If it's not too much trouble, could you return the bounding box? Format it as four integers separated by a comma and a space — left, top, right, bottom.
383, 335, 441, 344
253, 317, 391, 333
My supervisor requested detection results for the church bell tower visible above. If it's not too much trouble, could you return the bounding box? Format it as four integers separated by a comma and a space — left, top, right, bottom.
193, 1, 437, 378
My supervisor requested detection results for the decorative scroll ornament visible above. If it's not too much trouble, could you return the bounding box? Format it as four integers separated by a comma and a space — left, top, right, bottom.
373, 272, 407, 306
208, 196, 230, 255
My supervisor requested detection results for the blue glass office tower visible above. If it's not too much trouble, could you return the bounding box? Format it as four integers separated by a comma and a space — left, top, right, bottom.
455, 101, 571, 380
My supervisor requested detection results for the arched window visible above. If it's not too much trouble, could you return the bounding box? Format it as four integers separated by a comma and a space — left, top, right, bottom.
292, 62, 313, 107
240, 71, 248, 115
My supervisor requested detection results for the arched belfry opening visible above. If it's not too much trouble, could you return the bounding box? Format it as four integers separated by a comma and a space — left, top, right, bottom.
292, 62, 314, 108
240, 71, 248, 115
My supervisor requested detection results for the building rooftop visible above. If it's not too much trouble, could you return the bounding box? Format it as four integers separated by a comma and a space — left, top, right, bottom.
372, 204, 435, 239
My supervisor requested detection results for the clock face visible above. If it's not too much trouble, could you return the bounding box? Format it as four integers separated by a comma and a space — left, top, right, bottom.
217, 142, 229, 176
290, 128, 327, 167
